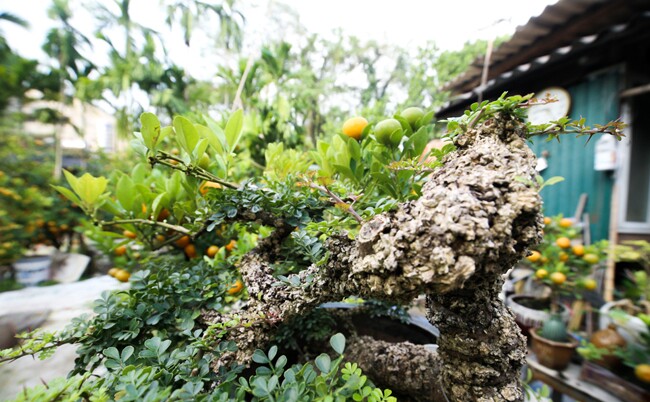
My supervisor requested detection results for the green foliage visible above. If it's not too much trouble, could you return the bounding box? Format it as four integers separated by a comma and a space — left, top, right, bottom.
445, 92, 625, 142
579, 316, 650, 371
272, 308, 339, 353
0, 131, 85, 265
515, 174, 565, 193
615, 240, 650, 300
522, 368, 551, 401
522, 214, 608, 301
232, 334, 396, 402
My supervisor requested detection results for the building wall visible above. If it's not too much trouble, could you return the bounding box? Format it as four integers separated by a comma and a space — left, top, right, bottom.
22, 98, 118, 152
529, 68, 622, 241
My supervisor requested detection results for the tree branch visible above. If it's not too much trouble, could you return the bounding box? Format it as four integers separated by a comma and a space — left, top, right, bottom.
99, 218, 191, 235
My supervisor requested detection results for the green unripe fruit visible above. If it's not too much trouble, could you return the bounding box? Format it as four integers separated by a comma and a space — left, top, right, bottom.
400, 107, 425, 130
198, 154, 210, 169
374, 118, 403, 147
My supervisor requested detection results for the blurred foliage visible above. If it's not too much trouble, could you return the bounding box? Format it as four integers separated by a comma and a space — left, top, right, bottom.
0, 129, 85, 264
521, 214, 609, 304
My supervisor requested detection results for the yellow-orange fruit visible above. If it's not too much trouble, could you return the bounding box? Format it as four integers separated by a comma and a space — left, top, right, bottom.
184, 244, 197, 259
114, 245, 127, 256
556, 237, 571, 249
225, 240, 237, 252
175, 235, 190, 248
200, 181, 222, 196
206, 245, 219, 258
115, 270, 130, 282
342, 116, 368, 140
550, 272, 567, 285
572, 244, 585, 256
227, 280, 244, 295
526, 250, 541, 263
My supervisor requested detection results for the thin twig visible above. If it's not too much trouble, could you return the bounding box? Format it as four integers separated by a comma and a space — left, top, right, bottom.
232, 54, 254, 112
309, 183, 363, 223
468, 107, 486, 129
151, 152, 238, 189
100, 219, 191, 235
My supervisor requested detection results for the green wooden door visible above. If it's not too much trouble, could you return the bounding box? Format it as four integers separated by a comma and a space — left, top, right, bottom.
529, 68, 621, 240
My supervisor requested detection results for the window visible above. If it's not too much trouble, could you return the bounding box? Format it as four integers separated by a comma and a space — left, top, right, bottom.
618, 93, 650, 233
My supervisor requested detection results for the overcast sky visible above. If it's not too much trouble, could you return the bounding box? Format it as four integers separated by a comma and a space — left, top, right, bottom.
3, 0, 557, 76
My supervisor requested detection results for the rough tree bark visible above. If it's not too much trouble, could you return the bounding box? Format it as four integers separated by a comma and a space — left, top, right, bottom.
345, 336, 444, 402
202, 112, 543, 401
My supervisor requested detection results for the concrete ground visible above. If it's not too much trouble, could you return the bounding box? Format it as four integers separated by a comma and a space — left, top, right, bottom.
0, 276, 128, 401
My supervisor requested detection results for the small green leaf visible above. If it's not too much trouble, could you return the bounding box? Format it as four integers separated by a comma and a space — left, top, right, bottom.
202, 115, 228, 154
315, 353, 331, 373
543, 176, 565, 187
103, 347, 120, 360
140, 112, 161, 150
197, 124, 225, 156
75, 172, 109, 206
121, 345, 134, 362
174, 116, 200, 155
252, 349, 269, 364
330, 333, 346, 354
225, 109, 244, 152
267, 375, 278, 393
192, 138, 209, 161
268, 345, 277, 361
116, 175, 136, 212
52, 185, 81, 206
151, 192, 169, 219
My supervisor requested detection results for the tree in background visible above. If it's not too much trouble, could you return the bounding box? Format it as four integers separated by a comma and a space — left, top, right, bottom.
42, 0, 95, 180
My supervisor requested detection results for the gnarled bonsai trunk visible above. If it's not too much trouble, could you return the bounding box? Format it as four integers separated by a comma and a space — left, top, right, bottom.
202, 113, 542, 401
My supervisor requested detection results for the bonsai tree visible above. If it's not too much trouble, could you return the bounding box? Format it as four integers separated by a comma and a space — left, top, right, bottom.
0, 130, 85, 269
524, 214, 609, 312
0, 94, 624, 401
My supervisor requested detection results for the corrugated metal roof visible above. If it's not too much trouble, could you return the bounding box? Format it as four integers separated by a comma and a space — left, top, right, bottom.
442, 0, 650, 95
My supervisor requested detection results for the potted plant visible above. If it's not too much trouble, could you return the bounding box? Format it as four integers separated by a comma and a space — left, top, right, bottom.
0, 131, 84, 287
507, 215, 607, 333
599, 240, 650, 343
578, 314, 650, 401
530, 313, 579, 370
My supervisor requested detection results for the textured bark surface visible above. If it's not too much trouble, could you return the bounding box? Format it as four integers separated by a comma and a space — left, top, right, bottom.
346, 336, 444, 402
201, 113, 543, 401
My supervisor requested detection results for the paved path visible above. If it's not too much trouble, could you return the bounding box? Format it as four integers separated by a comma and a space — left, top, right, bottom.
0, 276, 128, 401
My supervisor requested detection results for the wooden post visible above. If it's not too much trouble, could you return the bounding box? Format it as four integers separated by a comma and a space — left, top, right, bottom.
604, 184, 618, 302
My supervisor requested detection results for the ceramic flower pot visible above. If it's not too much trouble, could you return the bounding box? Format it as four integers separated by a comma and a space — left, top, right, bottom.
12, 255, 52, 286
530, 329, 578, 370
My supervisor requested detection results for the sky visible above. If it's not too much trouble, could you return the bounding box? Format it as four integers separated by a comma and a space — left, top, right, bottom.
3, 0, 558, 79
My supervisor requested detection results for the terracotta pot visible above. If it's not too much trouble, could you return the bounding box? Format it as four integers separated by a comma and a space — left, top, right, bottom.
530, 329, 578, 370
590, 324, 626, 370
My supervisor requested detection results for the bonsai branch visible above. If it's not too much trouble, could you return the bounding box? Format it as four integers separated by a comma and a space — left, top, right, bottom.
309, 183, 363, 224
98, 219, 191, 235
150, 151, 239, 189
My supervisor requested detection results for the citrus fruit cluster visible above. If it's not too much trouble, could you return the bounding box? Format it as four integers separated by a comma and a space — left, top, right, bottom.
525, 215, 606, 292
108, 267, 131, 282
341, 106, 427, 147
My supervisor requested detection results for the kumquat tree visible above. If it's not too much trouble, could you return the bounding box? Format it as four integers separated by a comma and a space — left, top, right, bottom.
0, 92, 625, 401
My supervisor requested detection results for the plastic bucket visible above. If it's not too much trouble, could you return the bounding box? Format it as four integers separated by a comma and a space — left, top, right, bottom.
12, 256, 52, 286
